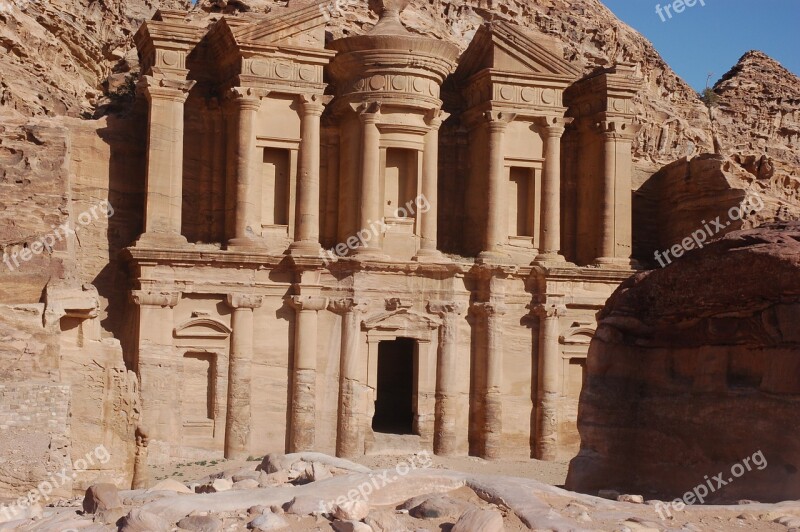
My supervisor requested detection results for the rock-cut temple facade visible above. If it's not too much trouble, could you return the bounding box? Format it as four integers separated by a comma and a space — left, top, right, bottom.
126, 0, 643, 465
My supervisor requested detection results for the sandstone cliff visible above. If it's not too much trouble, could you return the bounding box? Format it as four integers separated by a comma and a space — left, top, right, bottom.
567, 221, 800, 503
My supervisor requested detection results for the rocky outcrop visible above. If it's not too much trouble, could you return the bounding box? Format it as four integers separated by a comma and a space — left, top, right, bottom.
0, 0, 189, 118
713, 51, 800, 177
634, 153, 800, 265
567, 222, 800, 503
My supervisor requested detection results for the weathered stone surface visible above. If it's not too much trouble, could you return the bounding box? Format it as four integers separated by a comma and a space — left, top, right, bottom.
83, 483, 123, 513
333, 500, 370, 521
176, 514, 223, 532
148, 478, 193, 494
451, 507, 504, 532
119, 508, 172, 532
365, 509, 406, 532
408, 495, 468, 520
248, 511, 290, 531
332, 520, 373, 532
567, 222, 800, 503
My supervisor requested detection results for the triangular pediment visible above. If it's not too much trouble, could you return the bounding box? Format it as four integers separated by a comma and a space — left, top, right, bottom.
233, 3, 327, 49
456, 21, 580, 81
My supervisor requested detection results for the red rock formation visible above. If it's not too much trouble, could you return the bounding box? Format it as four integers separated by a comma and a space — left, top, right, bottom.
567, 221, 800, 503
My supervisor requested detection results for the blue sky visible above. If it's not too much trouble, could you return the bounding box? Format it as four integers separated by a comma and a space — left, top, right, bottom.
601, 0, 799, 91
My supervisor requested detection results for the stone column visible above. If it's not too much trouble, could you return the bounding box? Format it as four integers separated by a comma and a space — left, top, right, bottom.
288, 295, 328, 452
534, 303, 567, 461
595, 120, 638, 266
289, 94, 326, 256
535, 117, 572, 263
136, 76, 195, 247
228, 88, 266, 249
429, 301, 465, 456
329, 298, 369, 458
130, 290, 181, 448
224, 293, 262, 459
479, 111, 515, 262
355, 102, 384, 257
414, 109, 449, 261
475, 301, 506, 459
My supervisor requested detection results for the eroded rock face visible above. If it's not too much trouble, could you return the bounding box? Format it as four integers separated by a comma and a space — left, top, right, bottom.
713, 51, 800, 181
567, 222, 800, 503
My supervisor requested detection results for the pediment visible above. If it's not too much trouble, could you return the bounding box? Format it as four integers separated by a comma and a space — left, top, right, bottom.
174, 317, 231, 339
233, 3, 327, 49
363, 308, 442, 333
456, 21, 580, 81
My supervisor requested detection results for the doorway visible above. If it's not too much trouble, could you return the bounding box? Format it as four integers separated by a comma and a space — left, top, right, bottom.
372, 337, 415, 434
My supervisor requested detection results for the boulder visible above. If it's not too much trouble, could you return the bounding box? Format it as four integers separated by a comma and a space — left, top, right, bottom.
119, 508, 171, 532
82, 483, 122, 514
567, 222, 800, 503
452, 508, 504, 532
177, 514, 224, 532
233, 479, 261, 490
332, 521, 372, 532
333, 500, 370, 521
408, 495, 466, 520
365, 509, 406, 532
248, 511, 290, 531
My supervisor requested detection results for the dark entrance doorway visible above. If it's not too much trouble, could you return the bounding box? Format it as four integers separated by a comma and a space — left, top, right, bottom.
372, 337, 415, 434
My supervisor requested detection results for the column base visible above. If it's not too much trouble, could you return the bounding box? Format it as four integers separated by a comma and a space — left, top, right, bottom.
134, 232, 188, 249
286, 240, 323, 257
413, 249, 451, 263
532, 252, 568, 266
227, 237, 268, 251
593, 256, 641, 270
476, 249, 512, 265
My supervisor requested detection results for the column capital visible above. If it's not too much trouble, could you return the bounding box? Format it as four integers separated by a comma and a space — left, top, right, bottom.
138, 75, 195, 103
424, 108, 450, 130
328, 297, 370, 315
299, 93, 327, 116
228, 87, 267, 110
484, 110, 516, 131
290, 295, 328, 312
428, 300, 466, 317
226, 293, 263, 310
353, 101, 382, 123
536, 116, 573, 137
533, 303, 568, 319
596, 119, 639, 141
470, 301, 507, 318
130, 290, 181, 308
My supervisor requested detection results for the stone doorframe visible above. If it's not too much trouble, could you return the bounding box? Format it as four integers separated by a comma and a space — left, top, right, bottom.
174, 315, 232, 454
362, 299, 442, 445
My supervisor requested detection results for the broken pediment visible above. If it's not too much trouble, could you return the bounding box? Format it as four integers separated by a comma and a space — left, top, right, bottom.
456, 21, 580, 82
231, 3, 328, 49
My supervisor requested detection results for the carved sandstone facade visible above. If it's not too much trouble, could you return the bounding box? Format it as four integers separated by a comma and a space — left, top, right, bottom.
125, 2, 641, 464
